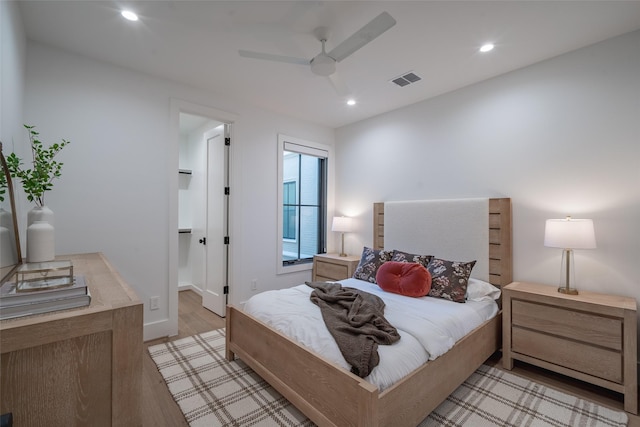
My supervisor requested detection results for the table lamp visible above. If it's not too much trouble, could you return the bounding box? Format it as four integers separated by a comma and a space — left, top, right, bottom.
544, 216, 596, 295
331, 216, 352, 257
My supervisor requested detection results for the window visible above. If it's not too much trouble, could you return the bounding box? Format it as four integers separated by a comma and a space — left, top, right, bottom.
283, 181, 296, 240
278, 135, 329, 273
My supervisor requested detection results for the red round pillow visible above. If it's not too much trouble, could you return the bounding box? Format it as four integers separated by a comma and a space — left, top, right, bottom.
375, 261, 432, 297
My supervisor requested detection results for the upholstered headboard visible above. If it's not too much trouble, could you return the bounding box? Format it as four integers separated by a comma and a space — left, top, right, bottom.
373, 198, 512, 287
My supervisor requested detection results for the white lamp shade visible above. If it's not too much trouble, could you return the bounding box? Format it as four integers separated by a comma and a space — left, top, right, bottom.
544, 218, 596, 249
331, 216, 352, 233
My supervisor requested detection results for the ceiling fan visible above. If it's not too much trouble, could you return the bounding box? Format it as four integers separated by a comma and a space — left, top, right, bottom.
238, 11, 396, 96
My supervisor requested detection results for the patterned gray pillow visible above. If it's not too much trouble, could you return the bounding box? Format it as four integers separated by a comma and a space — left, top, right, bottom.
353, 247, 393, 283
426, 258, 476, 303
391, 250, 433, 268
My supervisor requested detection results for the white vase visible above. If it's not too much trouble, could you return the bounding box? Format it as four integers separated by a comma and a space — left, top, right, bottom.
27, 205, 54, 227
0, 208, 18, 267
0, 207, 11, 229
27, 220, 55, 262
0, 226, 14, 267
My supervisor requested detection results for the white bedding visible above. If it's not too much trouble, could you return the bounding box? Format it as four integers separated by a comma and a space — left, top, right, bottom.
243, 277, 499, 391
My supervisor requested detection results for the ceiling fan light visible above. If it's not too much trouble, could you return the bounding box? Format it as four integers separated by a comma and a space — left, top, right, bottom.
310, 55, 336, 76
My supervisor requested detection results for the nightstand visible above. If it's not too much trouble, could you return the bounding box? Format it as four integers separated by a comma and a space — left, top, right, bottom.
503, 281, 637, 414
312, 253, 360, 282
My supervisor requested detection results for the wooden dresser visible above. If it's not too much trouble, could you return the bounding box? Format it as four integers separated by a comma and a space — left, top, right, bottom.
312, 253, 360, 282
503, 281, 637, 414
0, 252, 143, 426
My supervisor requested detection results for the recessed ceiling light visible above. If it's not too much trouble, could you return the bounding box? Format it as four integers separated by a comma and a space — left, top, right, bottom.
346, 99, 356, 106
121, 10, 139, 21
479, 43, 494, 53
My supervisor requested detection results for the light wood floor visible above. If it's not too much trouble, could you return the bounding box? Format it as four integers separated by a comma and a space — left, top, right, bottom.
142, 290, 225, 427
142, 291, 640, 426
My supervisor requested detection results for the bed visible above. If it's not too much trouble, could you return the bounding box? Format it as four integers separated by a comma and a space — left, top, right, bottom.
226, 197, 512, 427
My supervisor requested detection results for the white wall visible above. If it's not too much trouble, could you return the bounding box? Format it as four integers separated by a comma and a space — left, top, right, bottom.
19, 41, 334, 339
336, 30, 640, 302
10, 6, 638, 344
1, 1, 26, 157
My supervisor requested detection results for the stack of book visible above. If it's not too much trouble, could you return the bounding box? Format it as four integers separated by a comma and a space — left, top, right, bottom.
0, 276, 91, 320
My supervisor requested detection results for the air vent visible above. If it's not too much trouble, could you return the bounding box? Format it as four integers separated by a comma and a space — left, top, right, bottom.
390, 71, 422, 87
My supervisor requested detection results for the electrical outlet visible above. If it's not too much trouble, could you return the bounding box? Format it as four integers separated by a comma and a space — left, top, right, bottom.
251, 279, 257, 291
150, 296, 159, 310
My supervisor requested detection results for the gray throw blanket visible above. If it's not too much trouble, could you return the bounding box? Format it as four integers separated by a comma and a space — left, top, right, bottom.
306, 281, 400, 378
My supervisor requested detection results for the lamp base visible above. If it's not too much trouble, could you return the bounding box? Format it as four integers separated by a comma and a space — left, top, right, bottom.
558, 287, 578, 295
556, 249, 579, 295
339, 233, 347, 257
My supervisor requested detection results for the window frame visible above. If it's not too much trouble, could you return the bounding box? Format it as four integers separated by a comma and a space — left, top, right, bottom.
277, 134, 331, 274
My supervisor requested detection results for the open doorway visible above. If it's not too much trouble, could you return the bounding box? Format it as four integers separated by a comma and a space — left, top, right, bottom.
178, 113, 230, 317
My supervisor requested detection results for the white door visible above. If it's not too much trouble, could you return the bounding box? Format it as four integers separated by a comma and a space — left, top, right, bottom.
202, 126, 229, 316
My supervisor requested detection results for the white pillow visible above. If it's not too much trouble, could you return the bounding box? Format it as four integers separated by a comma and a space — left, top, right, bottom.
466, 278, 501, 301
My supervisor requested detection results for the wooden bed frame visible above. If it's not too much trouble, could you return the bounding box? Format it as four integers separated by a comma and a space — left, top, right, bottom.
226, 198, 512, 427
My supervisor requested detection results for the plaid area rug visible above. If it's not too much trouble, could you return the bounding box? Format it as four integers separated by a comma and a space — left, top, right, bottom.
148, 329, 629, 427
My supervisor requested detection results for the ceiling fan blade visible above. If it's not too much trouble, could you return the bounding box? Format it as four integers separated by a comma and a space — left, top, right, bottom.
238, 50, 310, 66
327, 12, 396, 63
327, 72, 350, 97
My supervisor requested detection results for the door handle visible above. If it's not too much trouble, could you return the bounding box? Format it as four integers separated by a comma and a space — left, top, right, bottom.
199, 237, 206, 245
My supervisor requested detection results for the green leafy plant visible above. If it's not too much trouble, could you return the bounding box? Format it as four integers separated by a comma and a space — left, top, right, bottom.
6, 125, 70, 207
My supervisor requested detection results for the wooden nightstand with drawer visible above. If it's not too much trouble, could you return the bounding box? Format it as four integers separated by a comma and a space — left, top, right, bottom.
312, 253, 360, 282
502, 281, 637, 414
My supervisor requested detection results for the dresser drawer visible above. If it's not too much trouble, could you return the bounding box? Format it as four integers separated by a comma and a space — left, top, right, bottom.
512, 327, 622, 383
512, 299, 622, 350
316, 261, 348, 281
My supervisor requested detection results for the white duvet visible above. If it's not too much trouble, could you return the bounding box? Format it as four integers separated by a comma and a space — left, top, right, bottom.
243, 277, 498, 391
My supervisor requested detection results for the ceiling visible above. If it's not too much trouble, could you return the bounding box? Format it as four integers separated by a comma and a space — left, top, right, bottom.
18, 1, 640, 128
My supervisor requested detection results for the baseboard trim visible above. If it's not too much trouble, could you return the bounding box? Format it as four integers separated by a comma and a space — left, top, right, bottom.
144, 318, 175, 342
178, 283, 202, 295
144, 286, 203, 341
